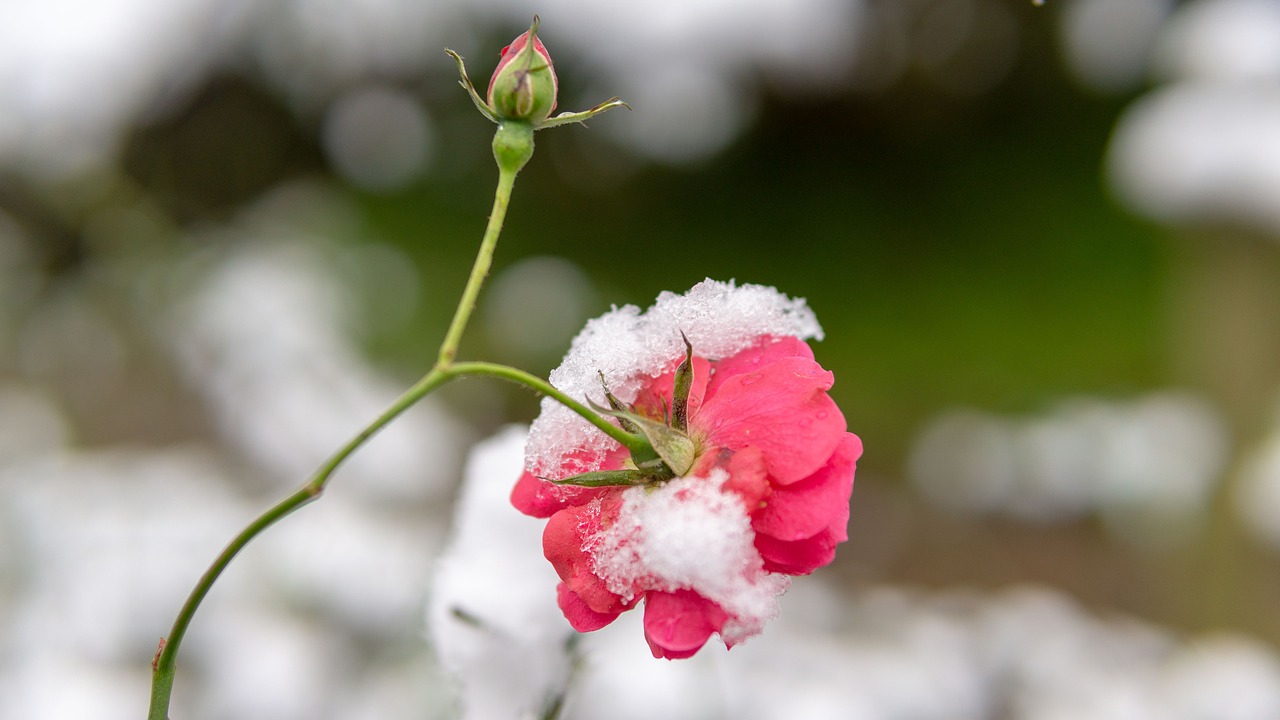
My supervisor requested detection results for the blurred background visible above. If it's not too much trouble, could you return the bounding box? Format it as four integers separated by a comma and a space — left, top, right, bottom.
3, 0, 1280, 717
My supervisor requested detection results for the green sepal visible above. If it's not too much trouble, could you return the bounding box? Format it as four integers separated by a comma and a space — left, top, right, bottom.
551, 468, 657, 488
672, 331, 694, 432
443, 49, 498, 124
588, 400, 696, 476
598, 371, 639, 433
633, 455, 676, 479
535, 98, 632, 130
584, 395, 660, 466
639, 418, 696, 476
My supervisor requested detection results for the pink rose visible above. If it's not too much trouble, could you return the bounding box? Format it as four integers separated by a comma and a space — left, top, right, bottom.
514, 334, 860, 658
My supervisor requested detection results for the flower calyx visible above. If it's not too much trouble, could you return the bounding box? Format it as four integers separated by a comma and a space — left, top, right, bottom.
554, 336, 699, 489
445, 16, 630, 130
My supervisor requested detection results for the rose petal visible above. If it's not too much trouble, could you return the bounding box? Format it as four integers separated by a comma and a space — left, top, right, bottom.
557, 582, 620, 632
511, 470, 604, 518
755, 528, 841, 575
753, 433, 861, 540
704, 336, 814, 403
643, 590, 728, 659
512, 446, 628, 518
691, 445, 770, 510
543, 497, 631, 614
694, 355, 845, 484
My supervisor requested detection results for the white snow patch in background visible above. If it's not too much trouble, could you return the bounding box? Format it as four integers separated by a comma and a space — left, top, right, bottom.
526, 279, 823, 477
1106, 0, 1280, 236
909, 392, 1228, 545
0, 0, 248, 181
591, 470, 788, 646
0, 0, 866, 177
1109, 85, 1280, 234
1235, 404, 1280, 550
1059, 0, 1171, 93
1151, 0, 1280, 83
166, 187, 464, 503
0, 185, 458, 720
0, 447, 252, 719
472, 0, 861, 162
250, 497, 441, 639
194, 607, 345, 720
556, 582, 1280, 720
1158, 635, 1280, 719
569, 608, 730, 720
428, 426, 575, 720
321, 85, 435, 191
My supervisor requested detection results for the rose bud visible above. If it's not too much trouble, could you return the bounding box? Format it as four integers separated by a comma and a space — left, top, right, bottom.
487, 26, 558, 123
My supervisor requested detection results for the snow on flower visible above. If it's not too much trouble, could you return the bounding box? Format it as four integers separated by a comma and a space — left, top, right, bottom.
512, 279, 860, 659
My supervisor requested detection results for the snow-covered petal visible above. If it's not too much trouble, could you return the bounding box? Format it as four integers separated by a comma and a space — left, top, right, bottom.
543, 499, 632, 615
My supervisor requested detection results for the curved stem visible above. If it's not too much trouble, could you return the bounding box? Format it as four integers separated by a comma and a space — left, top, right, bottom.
144, 359, 625, 720
146, 370, 451, 720
148, 165, 523, 720
148, 486, 313, 717
449, 361, 645, 453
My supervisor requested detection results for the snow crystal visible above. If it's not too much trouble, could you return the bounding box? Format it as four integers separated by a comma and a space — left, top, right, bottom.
589, 470, 789, 646
526, 279, 823, 477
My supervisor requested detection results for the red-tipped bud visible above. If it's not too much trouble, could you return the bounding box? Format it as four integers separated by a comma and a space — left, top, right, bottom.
487, 28, 559, 123
445, 16, 627, 171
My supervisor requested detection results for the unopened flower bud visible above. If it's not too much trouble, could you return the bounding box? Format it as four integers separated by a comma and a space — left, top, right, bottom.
487, 27, 558, 123
445, 16, 628, 172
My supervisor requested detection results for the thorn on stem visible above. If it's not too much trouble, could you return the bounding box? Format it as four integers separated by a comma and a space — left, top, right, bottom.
152, 637, 167, 672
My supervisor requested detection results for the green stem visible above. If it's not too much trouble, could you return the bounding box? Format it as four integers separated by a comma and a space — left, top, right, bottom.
148, 486, 310, 716
146, 121, 604, 720
146, 369, 451, 720
439, 165, 518, 366
147, 162, 524, 720
449, 361, 646, 453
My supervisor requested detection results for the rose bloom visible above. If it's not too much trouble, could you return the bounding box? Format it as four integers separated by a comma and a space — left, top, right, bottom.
513, 284, 859, 658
